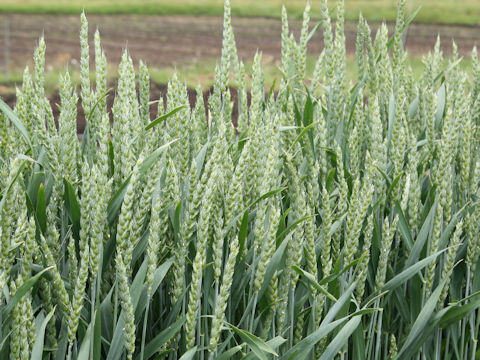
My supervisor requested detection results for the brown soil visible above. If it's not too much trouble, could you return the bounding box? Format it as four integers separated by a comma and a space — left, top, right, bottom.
0, 14, 477, 72
0, 14, 479, 131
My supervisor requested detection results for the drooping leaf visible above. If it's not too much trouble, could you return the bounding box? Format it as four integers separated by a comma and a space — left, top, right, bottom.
145, 105, 188, 130
228, 323, 278, 360
3, 266, 53, 318
0, 97, 32, 151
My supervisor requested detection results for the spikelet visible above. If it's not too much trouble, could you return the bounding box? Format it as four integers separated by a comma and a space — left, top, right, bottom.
146, 179, 164, 294
425, 203, 443, 296
89, 164, 109, 278
235, 62, 248, 134
191, 85, 207, 155
344, 178, 373, 266
356, 14, 365, 81
1, 158, 24, 276
67, 163, 94, 346
173, 157, 206, 304
116, 157, 142, 273
356, 213, 374, 301
209, 235, 240, 352
139, 61, 150, 127
116, 254, 136, 359
94, 28, 107, 114
58, 71, 79, 185
438, 221, 463, 306
375, 216, 398, 291
112, 50, 137, 185
320, 0, 334, 80
212, 196, 225, 285
296, 2, 311, 80
185, 168, 218, 349
254, 201, 280, 293
165, 74, 190, 178
80, 12, 92, 116
392, 0, 407, 70
407, 136, 421, 234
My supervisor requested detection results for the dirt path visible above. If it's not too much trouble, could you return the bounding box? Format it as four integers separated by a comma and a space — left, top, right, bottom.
0, 13, 479, 78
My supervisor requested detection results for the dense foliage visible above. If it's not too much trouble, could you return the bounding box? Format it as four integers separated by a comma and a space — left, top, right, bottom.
1, 0, 480, 359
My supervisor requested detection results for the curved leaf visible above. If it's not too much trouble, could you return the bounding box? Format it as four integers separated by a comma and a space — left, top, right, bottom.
31, 307, 56, 360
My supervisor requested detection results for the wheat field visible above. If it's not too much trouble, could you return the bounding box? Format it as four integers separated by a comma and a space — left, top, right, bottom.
0, 0, 480, 359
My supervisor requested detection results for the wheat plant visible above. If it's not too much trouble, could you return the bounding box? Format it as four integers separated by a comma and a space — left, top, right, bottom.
0, 0, 480, 359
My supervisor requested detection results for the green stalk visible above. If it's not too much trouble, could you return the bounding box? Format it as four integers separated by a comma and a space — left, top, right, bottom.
374, 307, 383, 360
289, 288, 294, 348
114, 270, 119, 334
90, 280, 96, 359
140, 294, 151, 360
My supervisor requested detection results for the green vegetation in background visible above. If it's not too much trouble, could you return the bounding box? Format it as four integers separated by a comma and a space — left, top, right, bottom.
0, 56, 474, 96
0, 0, 480, 25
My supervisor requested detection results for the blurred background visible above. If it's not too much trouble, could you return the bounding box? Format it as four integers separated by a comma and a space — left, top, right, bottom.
0, 0, 478, 109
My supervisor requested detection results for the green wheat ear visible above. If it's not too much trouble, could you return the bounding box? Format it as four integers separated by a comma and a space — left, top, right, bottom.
0, 0, 479, 358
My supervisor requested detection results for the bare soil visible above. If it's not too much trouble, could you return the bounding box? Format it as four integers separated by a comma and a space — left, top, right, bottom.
0, 14, 479, 130
1, 14, 478, 71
